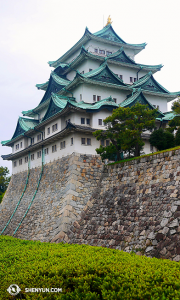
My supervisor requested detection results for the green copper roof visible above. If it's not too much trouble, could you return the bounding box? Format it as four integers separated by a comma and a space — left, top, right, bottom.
77, 62, 126, 86
49, 25, 146, 68
93, 24, 126, 44
2, 117, 39, 146
120, 89, 164, 118
42, 93, 119, 122
162, 111, 177, 121
36, 81, 49, 91
131, 72, 180, 98
1, 140, 11, 146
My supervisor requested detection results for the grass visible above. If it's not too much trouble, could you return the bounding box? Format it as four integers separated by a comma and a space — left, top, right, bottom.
108, 145, 180, 166
1, 236, 180, 299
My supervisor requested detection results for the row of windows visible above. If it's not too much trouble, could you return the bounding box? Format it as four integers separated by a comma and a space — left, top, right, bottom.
94, 48, 112, 56
15, 142, 23, 150
13, 137, 94, 167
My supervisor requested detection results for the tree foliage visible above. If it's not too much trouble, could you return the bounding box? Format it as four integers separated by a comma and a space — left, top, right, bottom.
93, 103, 157, 161
149, 128, 175, 151
168, 97, 180, 130
0, 166, 11, 203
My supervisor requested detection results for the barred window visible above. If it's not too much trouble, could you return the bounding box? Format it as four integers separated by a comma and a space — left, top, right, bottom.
14, 161, 17, 167
37, 134, 41, 141
81, 118, 85, 124
52, 145, 57, 153
44, 148, 49, 155
25, 156, 28, 163
31, 154, 34, 161
37, 151, 41, 158
19, 159, 22, 165
47, 127, 50, 135
52, 123, 58, 132
60, 141, 66, 149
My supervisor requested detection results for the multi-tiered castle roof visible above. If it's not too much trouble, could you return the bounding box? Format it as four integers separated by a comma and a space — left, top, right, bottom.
2, 22, 180, 173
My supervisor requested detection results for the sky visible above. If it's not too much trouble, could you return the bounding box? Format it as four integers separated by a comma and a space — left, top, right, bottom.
0, 0, 180, 174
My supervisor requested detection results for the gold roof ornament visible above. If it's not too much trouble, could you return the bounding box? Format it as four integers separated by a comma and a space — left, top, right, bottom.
105, 15, 112, 26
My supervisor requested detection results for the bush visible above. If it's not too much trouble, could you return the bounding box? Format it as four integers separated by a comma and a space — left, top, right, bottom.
149, 128, 175, 151
1, 236, 180, 299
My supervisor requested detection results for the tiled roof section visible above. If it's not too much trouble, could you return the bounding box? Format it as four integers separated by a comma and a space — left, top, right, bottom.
42, 94, 119, 122
36, 81, 49, 91
2, 117, 39, 146
131, 72, 180, 97
39, 72, 70, 105
162, 111, 178, 121
120, 89, 165, 117
106, 48, 163, 70
48, 25, 146, 68
78, 62, 127, 86
93, 24, 146, 48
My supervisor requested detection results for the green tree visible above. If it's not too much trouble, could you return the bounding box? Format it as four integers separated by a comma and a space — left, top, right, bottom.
93, 103, 157, 161
0, 166, 11, 203
168, 97, 180, 131
175, 127, 180, 146
149, 128, 175, 151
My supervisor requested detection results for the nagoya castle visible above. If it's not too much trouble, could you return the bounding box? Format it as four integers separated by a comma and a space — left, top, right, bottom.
1, 18, 180, 242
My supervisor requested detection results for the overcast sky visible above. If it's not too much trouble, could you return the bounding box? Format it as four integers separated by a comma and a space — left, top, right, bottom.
0, 0, 180, 174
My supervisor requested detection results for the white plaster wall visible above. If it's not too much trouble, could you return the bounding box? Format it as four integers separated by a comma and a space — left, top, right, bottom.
107, 64, 147, 84
72, 83, 128, 104
91, 110, 112, 129
145, 94, 168, 113
14, 137, 28, 153
44, 118, 61, 138
85, 40, 136, 60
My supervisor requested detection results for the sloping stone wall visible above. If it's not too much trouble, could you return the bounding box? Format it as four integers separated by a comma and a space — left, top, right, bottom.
0, 153, 103, 241
65, 149, 180, 261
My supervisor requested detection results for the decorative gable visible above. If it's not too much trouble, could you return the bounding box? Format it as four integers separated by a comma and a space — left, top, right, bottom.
94, 25, 125, 44
91, 67, 123, 85
142, 77, 167, 93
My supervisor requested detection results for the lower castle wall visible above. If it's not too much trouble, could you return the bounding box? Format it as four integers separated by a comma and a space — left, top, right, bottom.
0, 153, 103, 242
2, 149, 180, 261
65, 149, 180, 261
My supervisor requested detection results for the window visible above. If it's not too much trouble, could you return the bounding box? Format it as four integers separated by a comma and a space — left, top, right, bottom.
81, 138, 91, 146
14, 161, 17, 167
81, 138, 86, 145
19, 159, 22, 165
93, 95, 96, 102
81, 71, 84, 74
99, 49, 105, 54
106, 140, 110, 146
81, 118, 85, 124
52, 123, 58, 132
130, 77, 133, 83
71, 137, 73, 145
52, 145, 57, 153
134, 78, 137, 82
101, 140, 109, 146
153, 105, 156, 108
20, 142, 22, 148
98, 119, 103, 125
43, 131, 45, 138
16, 144, 19, 150
150, 144, 154, 152
47, 127, 50, 135
89, 68, 92, 72
37, 134, 41, 141
106, 51, 112, 56
25, 156, 28, 163
87, 138, 91, 145
31, 154, 34, 160
80, 94, 82, 101
37, 151, 41, 158
94, 48, 98, 53
101, 140, 105, 146
44, 148, 48, 155
60, 141, 66, 149
86, 118, 90, 125
113, 98, 117, 103
66, 119, 70, 125
32, 137, 34, 144
97, 96, 101, 101
119, 75, 123, 80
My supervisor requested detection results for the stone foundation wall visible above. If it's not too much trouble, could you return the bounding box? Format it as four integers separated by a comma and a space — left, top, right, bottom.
0, 153, 103, 242
65, 149, 180, 261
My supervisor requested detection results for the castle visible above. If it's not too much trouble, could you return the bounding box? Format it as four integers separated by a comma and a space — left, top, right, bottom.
1, 18, 180, 174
